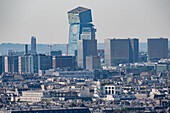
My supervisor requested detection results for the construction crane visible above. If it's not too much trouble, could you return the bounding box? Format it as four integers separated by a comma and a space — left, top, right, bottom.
47, 45, 53, 55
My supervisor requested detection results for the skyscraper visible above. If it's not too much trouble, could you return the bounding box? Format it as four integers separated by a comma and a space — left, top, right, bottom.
0, 56, 5, 75
148, 38, 168, 61
86, 56, 101, 71
77, 39, 97, 69
4, 56, 19, 73
52, 56, 76, 69
31, 36, 36, 55
68, 6, 96, 56
104, 38, 139, 66
24, 44, 28, 55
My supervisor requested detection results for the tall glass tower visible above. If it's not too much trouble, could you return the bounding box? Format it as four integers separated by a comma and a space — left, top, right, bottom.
31, 36, 37, 55
68, 6, 96, 56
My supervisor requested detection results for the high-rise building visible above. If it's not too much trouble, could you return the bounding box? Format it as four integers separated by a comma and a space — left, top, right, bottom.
130, 39, 139, 63
31, 36, 36, 55
38, 55, 52, 71
0, 56, 5, 75
18, 56, 26, 73
4, 56, 19, 73
24, 44, 28, 55
68, 6, 96, 55
104, 38, 139, 66
52, 56, 76, 69
86, 56, 101, 71
77, 39, 97, 69
19, 54, 52, 74
148, 38, 168, 61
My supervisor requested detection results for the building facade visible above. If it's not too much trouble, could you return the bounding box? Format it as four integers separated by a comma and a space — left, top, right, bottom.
52, 56, 76, 69
86, 56, 101, 71
104, 38, 139, 66
68, 6, 96, 55
4, 56, 19, 73
20, 91, 43, 102
77, 39, 97, 69
102, 85, 121, 95
53, 70, 94, 78
148, 38, 168, 62
0, 56, 5, 75
31, 36, 37, 55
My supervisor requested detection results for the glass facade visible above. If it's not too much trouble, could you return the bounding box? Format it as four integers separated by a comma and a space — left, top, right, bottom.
68, 24, 80, 55
68, 7, 94, 56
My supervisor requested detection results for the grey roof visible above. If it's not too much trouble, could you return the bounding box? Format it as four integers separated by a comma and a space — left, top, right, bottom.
68, 6, 90, 13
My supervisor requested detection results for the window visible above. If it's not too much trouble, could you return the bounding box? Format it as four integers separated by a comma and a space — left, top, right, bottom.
109, 90, 111, 94
112, 90, 114, 94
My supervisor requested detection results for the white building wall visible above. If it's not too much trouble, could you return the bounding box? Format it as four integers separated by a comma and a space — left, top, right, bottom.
103, 85, 121, 95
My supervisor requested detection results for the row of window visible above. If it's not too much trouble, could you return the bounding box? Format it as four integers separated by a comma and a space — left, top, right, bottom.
105, 90, 120, 95
105, 87, 120, 89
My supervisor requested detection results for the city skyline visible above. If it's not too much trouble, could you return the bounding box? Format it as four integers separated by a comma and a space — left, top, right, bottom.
0, 0, 170, 44
0, 2, 170, 112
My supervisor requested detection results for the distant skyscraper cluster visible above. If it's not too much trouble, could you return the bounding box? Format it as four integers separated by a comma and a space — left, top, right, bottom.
0, 6, 169, 75
0, 6, 169, 113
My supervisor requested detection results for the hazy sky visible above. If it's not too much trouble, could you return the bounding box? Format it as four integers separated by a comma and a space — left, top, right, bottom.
0, 0, 170, 44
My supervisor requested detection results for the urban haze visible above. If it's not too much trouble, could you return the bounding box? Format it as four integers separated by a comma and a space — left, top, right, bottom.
0, 0, 170, 113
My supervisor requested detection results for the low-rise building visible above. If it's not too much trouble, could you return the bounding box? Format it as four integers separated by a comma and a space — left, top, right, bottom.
20, 91, 43, 102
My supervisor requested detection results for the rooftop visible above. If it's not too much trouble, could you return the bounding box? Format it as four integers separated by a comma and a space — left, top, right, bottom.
68, 6, 90, 13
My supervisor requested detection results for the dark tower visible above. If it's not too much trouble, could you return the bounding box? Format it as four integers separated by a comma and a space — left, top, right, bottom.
148, 38, 168, 61
25, 44, 28, 55
31, 36, 36, 55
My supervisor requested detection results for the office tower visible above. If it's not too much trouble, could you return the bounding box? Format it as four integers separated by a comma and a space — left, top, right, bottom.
77, 39, 97, 69
38, 55, 52, 71
4, 56, 19, 73
18, 56, 26, 73
104, 38, 139, 66
31, 36, 36, 55
0, 56, 5, 75
51, 50, 62, 56
18, 56, 31, 74
148, 38, 168, 61
68, 6, 96, 55
130, 39, 139, 62
86, 56, 101, 71
52, 56, 76, 69
25, 44, 28, 55
23, 55, 39, 74
19, 55, 51, 74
